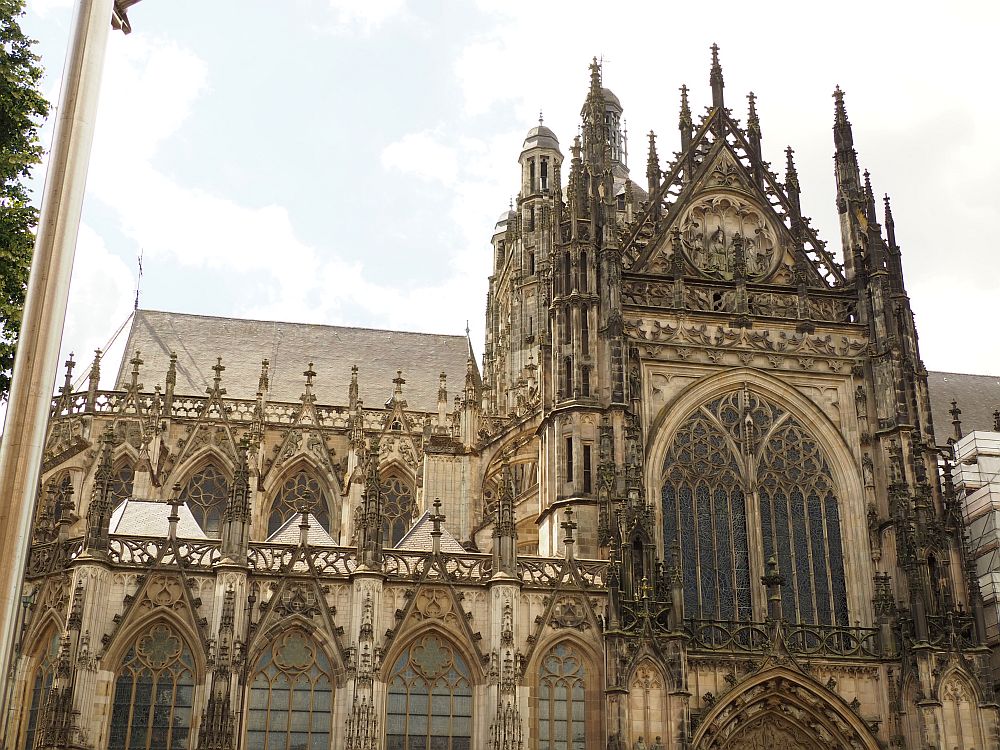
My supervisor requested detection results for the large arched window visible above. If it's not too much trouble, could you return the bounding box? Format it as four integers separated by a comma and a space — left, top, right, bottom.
21, 629, 59, 750
660, 388, 848, 625
381, 472, 415, 546
268, 470, 330, 535
661, 393, 751, 621
107, 622, 194, 750
386, 633, 473, 750
109, 460, 135, 504
537, 642, 587, 750
246, 629, 333, 750
179, 461, 229, 536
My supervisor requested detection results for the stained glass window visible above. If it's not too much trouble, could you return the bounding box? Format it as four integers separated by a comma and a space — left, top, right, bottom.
537, 643, 587, 750
268, 471, 330, 536
246, 630, 333, 750
381, 473, 415, 546
661, 388, 848, 625
758, 416, 848, 625
22, 630, 59, 750
661, 398, 751, 621
109, 461, 135, 504
179, 463, 229, 536
107, 622, 194, 750
386, 633, 472, 750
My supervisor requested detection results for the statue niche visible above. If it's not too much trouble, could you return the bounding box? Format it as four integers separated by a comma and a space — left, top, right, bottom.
679, 194, 778, 281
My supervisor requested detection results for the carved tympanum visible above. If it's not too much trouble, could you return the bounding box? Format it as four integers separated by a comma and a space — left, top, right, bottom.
679, 194, 779, 281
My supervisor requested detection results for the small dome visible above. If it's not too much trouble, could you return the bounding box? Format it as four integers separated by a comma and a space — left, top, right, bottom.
602, 87, 622, 111
522, 123, 560, 153
495, 209, 516, 229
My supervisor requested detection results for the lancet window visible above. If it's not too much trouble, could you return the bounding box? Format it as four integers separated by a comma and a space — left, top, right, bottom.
107, 622, 195, 750
21, 630, 59, 750
537, 642, 587, 749
246, 629, 333, 750
660, 388, 848, 625
382, 472, 415, 546
179, 461, 229, 536
109, 460, 135, 504
268, 470, 330, 535
385, 633, 473, 750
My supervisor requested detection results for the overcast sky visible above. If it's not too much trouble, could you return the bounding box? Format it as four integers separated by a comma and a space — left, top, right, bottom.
22, 0, 1000, 392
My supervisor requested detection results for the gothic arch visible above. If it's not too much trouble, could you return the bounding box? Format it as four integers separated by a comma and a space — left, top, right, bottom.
644, 367, 871, 624
381, 626, 477, 750
17, 624, 61, 750
937, 667, 987, 750
379, 621, 483, 686
691, 667, 880, 750
528, 632, 604, 749
379, 462, 417, 547
100, 608, 205, 681
174, 451, 232, 536
626, 658, 670, 748
248, 613, 345, 683
260, 457, 339, 539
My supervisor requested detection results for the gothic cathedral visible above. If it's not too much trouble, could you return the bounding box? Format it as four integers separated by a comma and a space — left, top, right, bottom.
9, 49, 999, 750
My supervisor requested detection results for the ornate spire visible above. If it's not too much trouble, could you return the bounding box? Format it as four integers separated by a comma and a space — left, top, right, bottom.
357, 437, 384, 565
646, 130, 659, 196
747, 91, 760, 139
349, 364, 359, 410
257, 358, 270, 395
493, 462, 517, 576
883, 193, 897, 249
61, 353, 75, 396
710, 43, 724, 110
221, 437, 251, 559
785, 146, 801, 219
86, 347, 102, 409
679, 83, 692, 133
833, 84, 853, 149
84, 426, 116, 554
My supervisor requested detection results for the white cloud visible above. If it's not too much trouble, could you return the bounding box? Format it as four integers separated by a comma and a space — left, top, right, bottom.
319, 0, 407, 33
28, 0, 73, 19
381, 131, 460, 184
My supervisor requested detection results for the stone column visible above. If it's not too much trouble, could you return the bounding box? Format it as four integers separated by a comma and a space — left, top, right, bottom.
0, 0, 119, 702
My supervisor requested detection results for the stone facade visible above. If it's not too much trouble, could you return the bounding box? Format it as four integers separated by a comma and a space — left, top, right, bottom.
6, 49, 1000, 750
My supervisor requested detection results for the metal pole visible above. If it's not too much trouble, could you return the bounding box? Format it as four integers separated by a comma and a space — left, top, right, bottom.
0, 0, 117, 712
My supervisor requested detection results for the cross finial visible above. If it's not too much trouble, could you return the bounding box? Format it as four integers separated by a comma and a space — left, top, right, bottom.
539, 109, 544, 125
393, 369, 405, 392
950, 399, 963, 441
304, 363, 316, 387
62, 353, 76, 394
211, 357, 225, 394
560, 507, 577, 558
431, 498, 445, 533
128, 350, 143, 392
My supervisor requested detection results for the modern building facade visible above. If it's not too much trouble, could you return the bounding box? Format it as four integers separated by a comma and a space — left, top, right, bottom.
6, 50, 1000, 750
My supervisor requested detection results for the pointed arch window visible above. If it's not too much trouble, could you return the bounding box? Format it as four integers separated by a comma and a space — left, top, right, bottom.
660, 388, 848, 625
268, 470, 330, 535
246, 629, 333, 750
386, 633, 473, 750
627, 663, 667, 749
109, 460, 135, 504
537, 642, 587, 749
107, 622, 194, 750
382, 472, 415, 546
179, 462, 229, 536
21, 629, 59, 750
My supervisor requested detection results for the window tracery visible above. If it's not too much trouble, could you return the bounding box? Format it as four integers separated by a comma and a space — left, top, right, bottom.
22, 630, 59, 750
628, 662, 666, 748
246, 629, 333, 750
660, 388, 849, 625
382, 472, 415, 546
179, 462, 229, 536
268, 470, 330, 535
109, 461, 135, 504
386, 633, 473, 750
107, 622, 194, 750
537, 642, 587, 750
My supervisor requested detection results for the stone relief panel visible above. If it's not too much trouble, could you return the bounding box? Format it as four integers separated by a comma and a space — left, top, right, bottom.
679, 194, 779, 281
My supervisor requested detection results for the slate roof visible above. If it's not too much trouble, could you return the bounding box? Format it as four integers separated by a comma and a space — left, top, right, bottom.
927, 371, 1000, 440
115, 310, 477, 413
394, 510, 466, 553
265, 513, 338, 547
109, 499, 209, 539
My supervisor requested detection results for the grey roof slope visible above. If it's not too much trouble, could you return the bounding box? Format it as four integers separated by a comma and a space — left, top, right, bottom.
109, 499, 208, 539
265, 513, 338, 547
926, 371, 1000, 439
115, 310, 477, 413
395, 510, 466, 553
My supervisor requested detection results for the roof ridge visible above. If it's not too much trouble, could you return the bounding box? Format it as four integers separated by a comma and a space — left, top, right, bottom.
135, 308, 468, 341
928, 370, 1000, 379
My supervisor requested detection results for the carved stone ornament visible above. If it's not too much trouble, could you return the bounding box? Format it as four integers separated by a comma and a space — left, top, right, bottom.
679, 194, 779, 281
550, 595, 589, 630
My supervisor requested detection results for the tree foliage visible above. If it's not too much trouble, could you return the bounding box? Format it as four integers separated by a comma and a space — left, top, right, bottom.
0, 0, 49, 401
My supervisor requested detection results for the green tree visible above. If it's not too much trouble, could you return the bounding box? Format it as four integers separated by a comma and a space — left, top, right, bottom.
0, 0, 49, 402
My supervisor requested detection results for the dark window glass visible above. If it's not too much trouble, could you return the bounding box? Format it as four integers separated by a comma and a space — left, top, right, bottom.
582, 446, 592, 494
179, 463, 229, 535
386, 634, 472, 750
22, 631, 59, 750
382, 474, 416, 546
109, 462, 135, 504
537, 643, 586, 750
269, 471, 330, 536
108, 623, 194, 750
246, 630, 333, 750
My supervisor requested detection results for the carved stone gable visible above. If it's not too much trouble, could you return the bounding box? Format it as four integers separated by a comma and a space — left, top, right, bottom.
679, 193, 779, 281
